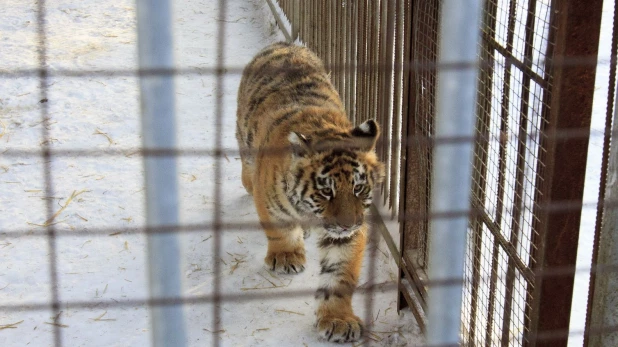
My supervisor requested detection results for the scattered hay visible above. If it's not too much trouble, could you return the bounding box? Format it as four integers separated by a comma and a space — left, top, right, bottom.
93, 128, 114, 145
240, 279, 291, 291
257, 273, 278, 287
0, 120, 6, 141
44, 311, 68, 328
90, 311, 116, 322
27, 219, 66, 227
366, 332, 382, 342
0, 320, 23, 330
274, 309, 304, 316
203, 328, 226, 333
44, 322, 68, 328
229, 256, 246, 275
109, 232, 122, 236
29, 189, 88, 227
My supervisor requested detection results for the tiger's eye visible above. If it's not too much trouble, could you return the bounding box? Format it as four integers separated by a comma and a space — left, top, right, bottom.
354, 185, 364, 194
320, 187, 332, 196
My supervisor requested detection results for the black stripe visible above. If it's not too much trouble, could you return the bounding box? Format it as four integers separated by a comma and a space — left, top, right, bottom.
263, 110, 300, 144
246, 130, 254, 148
299, 182, 309, 200
291, 168, 304, 192
319, 261, 343, 274
318, 235, 354, 248
269, 196, 292, 217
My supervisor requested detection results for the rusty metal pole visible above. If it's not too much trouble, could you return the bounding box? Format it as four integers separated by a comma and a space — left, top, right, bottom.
527, 0, 603, 346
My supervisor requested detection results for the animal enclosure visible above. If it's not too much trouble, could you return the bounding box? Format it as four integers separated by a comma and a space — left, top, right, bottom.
275, 0, 615, 346
1, 0, 616, 346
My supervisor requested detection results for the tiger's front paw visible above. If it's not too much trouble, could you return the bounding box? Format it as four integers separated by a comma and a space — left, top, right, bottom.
265, 249, 306, 274
316, 314, 364, 343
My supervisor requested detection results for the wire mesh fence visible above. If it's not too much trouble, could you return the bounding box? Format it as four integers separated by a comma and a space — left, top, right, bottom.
1, 0, 617, 346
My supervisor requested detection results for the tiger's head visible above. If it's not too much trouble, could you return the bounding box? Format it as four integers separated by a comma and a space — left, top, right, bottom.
286, 119, 385, 238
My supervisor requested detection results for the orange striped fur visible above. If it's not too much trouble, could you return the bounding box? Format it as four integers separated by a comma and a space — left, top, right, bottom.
236, 42, 384, 343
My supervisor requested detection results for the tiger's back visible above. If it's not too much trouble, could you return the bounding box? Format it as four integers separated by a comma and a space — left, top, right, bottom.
236, 42, 349, 160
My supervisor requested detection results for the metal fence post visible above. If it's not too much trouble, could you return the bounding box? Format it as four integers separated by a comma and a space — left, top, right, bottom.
425, 0, 482, 345
586, 94, 618, 347
136, 0, 187, 346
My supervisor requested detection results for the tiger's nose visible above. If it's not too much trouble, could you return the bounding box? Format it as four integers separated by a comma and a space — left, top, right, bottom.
337, 214, 363, 230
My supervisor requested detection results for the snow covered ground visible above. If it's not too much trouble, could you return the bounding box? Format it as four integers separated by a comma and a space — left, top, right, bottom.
0, 0, 422, 346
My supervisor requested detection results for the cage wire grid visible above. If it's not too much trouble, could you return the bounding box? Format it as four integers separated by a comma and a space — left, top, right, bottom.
0, 0, 616, 346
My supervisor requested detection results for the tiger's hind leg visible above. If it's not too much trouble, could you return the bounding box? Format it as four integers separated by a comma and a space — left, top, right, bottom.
314, 227, 366, 343
241, 158, 254, 195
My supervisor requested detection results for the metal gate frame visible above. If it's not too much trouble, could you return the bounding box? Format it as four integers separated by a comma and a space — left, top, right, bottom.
399, 0, 604, 345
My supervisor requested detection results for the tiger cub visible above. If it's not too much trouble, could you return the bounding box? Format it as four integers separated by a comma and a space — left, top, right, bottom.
236, 42, 384, 343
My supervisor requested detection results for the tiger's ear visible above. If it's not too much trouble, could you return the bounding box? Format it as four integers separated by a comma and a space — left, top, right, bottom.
288, 132, 312, 157
350, 119, 380, 151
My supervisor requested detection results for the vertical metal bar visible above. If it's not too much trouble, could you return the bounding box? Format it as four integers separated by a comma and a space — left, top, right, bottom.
301, 0, 306, 42
364, 1, 380, 340
212, 1, 227, 346
400, 0, 434, 309
377, 0, 388, 201
527, 0, 603, 345
35, 0, 62, 346
482, 0, 516, 344
361, 0, 370, 124
335, 1, 342, 104
292, 0, 300, 39
370, 0, 380, 124
382, 0, 396, 207
390, 0, 404, 216
397, 0, 413, 312
350, 0, 358, 124
331, 1, 338, 92
584, 0, 618, 343
425, 0, 482, 345
356, 0, 366, 124
135, 0, 186, 346
344, 0, 351, 114
320, 1, 326, 60
501, 0, 539, 344
468, 0, 498, 344
587, 96, 618, 347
